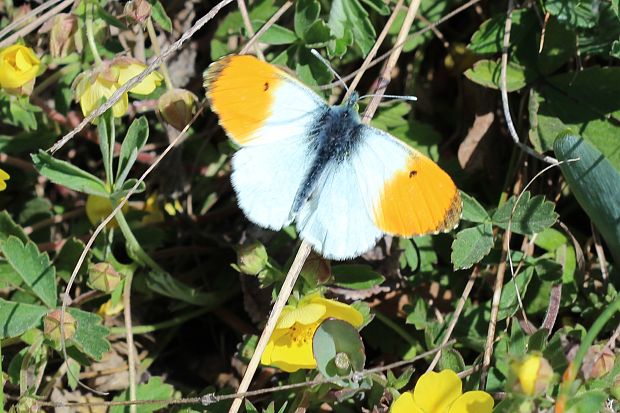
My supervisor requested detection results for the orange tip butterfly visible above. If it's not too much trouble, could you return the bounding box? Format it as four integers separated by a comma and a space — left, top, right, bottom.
203, 55, 462, 260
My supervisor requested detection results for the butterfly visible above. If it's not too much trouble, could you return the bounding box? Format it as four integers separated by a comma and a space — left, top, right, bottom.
203, 55, 462, 260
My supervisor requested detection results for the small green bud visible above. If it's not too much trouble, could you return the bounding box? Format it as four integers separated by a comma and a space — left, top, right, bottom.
88, 262, 123, 293
157, 88, 198, 131
236, 241, 268, 275
44, 310, 77, 343
300, 252, 331, 285
123, 0, 152, 24
581, 344, 615, 379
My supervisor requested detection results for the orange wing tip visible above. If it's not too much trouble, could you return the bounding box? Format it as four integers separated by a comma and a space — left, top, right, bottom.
373, 155, 463, 237
203, 55, 282, 145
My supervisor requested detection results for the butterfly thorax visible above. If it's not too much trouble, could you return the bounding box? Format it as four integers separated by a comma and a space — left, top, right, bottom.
291, 101, 363, 214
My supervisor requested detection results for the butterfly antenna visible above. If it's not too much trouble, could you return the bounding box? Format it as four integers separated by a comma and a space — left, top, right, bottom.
358, 93, 418, 102
310, 49, 349, 93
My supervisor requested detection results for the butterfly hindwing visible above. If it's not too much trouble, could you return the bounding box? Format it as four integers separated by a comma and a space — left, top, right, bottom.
295, 159, 383, 259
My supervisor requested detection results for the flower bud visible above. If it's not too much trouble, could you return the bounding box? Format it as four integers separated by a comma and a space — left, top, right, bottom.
88, 262, 124, 293
124, 0, 152, 25
581, 345, 615, 379
44, 310, 77, 343
157, 88, 198, 131
300, 252, 331, 285
46, 13, 79, 59
511, 354, 553, 396
236, 241, 268, 275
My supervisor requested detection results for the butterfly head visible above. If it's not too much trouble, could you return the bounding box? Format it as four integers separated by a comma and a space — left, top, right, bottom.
343, 91, 360, 111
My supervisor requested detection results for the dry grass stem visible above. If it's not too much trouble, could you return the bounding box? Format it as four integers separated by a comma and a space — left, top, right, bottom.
0, 0, 75, 48
48, 0, 235, 154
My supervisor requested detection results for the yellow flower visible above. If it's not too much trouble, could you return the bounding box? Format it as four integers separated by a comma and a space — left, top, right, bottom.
74, 57, 163, 119
391, 370, 494, 413
85, 195, 129, 228
113, 57, 163, 95
141, 193, 165, 224
0, 44, 40, 89
261, 293, 364, 372
0, 168, 10, 191
511, 354, 553, 396
98, 299, 124, 317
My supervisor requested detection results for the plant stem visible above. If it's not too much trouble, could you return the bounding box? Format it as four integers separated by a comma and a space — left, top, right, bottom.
110, 306, 224, 335
123, 270, 138, 413
146, 18, 173, 90
373, 310, 417, 347
555, 294, 620, 412
85, 0, 103, 65
113, 206, 165, 274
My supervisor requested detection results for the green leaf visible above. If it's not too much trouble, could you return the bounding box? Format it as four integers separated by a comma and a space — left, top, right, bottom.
146, 271, 237, 307
116, 116, 149, 186
534, 228, 569, 251
554, 134, 620, 264
461, 192, 490, 223
537, 16, 577, 75
1, 237, 57, 308
0, 299, 46, 338
313, 319, 365, 385
295, 46, 333, 86
294, 0, 320, 39
328, 0, 376, 56
251, 21, 298, 45
97, 110, 114, 186
304, 20, 332, 46
534, 258, 563, 281
150, 1, 172, 32
405, 298, 428, 330
439, 348, 466, 372
96, 4, 127, 30
564, 389, 607, 412
492, 192, 558, 235
451, 223, 494, 270
331, 265, 385, 290
68, 308, 110, 361
468, 9, 535, 54
496, 266, 534, 320
32, 150, 108, 196
110, 376, 174, 413
0, 210, 29, 244
360, 0, 389, 15
464, 59, 530, 91
531, 68, 620, 170
545, 0, 599, 28
55, 238, 90, 283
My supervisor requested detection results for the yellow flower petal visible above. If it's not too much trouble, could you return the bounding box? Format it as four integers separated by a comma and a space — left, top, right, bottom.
311, 296, 364, 327
512, 355, 541, 396
266, 324, 317, 372
448, 391, 494, 413
391, 392, 425, 413
111, 92, 129, 118
0, 168, 9, 191
414, 370, 462, 413
116, 62, 162, 95
0, 44, 40, 89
